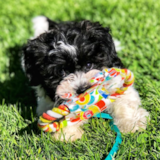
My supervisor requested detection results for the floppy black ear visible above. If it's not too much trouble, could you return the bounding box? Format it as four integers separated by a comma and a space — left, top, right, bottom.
79, 21, 124, 68
22, 42, 42, 86
103, 28, 124, 68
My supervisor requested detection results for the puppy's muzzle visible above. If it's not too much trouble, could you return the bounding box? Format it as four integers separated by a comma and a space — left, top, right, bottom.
56, 69, 100, 99
76, 83, 92, 95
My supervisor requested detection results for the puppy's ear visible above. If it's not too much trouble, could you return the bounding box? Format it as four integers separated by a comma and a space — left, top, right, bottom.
104, 27, 124, 68
22, 42, 42, 86
80, 21, 124, 68
101, 27, 123, 68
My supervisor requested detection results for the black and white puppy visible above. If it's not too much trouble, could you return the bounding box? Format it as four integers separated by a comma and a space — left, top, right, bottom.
22, 16, 149, 141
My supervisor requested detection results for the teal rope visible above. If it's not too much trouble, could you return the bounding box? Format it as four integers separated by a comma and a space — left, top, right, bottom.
93, 113, 122, 160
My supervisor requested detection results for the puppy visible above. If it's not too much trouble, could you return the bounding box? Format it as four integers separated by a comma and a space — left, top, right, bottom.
22, 16, 149, 141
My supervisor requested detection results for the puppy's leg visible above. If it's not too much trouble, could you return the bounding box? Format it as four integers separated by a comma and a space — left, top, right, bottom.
109, 86, 149, 133
34, 86, 54, 116
36, 96, 54, 116
53, 120, 87, 142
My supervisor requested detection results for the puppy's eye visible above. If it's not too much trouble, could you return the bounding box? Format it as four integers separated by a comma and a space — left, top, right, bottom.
86, 63, 93, 69
57, 69, 66, 77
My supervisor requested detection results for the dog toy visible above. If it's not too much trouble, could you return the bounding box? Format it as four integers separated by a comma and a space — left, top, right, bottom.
38, 68, 134, 160
38, 68, 134, 132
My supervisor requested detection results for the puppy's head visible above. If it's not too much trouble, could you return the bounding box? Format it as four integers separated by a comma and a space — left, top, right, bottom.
22, 20, 123, 100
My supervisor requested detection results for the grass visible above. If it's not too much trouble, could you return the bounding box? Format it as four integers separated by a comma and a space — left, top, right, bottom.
0, 0, 160, 159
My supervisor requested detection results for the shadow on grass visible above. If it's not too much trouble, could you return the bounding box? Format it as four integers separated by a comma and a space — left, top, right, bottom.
0, 44, 39, 134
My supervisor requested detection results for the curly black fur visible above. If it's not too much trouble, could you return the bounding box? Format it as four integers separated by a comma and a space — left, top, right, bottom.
22, 19, 123, 101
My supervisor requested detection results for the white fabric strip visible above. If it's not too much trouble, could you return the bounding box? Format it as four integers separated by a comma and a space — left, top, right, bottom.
46, 110, 63, 118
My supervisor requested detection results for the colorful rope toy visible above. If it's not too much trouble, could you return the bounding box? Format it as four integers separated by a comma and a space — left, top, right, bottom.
38, 68, 134, 132
38, 68, 134, 159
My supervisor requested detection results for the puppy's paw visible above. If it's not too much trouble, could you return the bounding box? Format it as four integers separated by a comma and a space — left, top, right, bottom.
53, 121, 85, 142
130, 108, 150, 133
114, 107, 150, 133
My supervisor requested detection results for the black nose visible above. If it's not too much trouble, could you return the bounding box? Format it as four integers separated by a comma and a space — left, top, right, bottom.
76, 83, 91, 95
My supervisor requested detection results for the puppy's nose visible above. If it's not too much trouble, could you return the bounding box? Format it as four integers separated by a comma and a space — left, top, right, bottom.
76, 83, 91, 95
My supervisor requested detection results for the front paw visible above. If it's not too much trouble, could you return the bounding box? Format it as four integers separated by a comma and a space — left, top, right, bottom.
130, 108, 150, 133
114, 108, 150, 133
53, 121, 85, 142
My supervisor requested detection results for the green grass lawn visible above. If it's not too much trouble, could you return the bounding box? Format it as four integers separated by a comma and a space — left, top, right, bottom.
0, 0, 160, 159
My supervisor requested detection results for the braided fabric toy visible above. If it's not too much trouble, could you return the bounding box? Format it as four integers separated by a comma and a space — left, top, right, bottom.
38, 68, 134, 132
